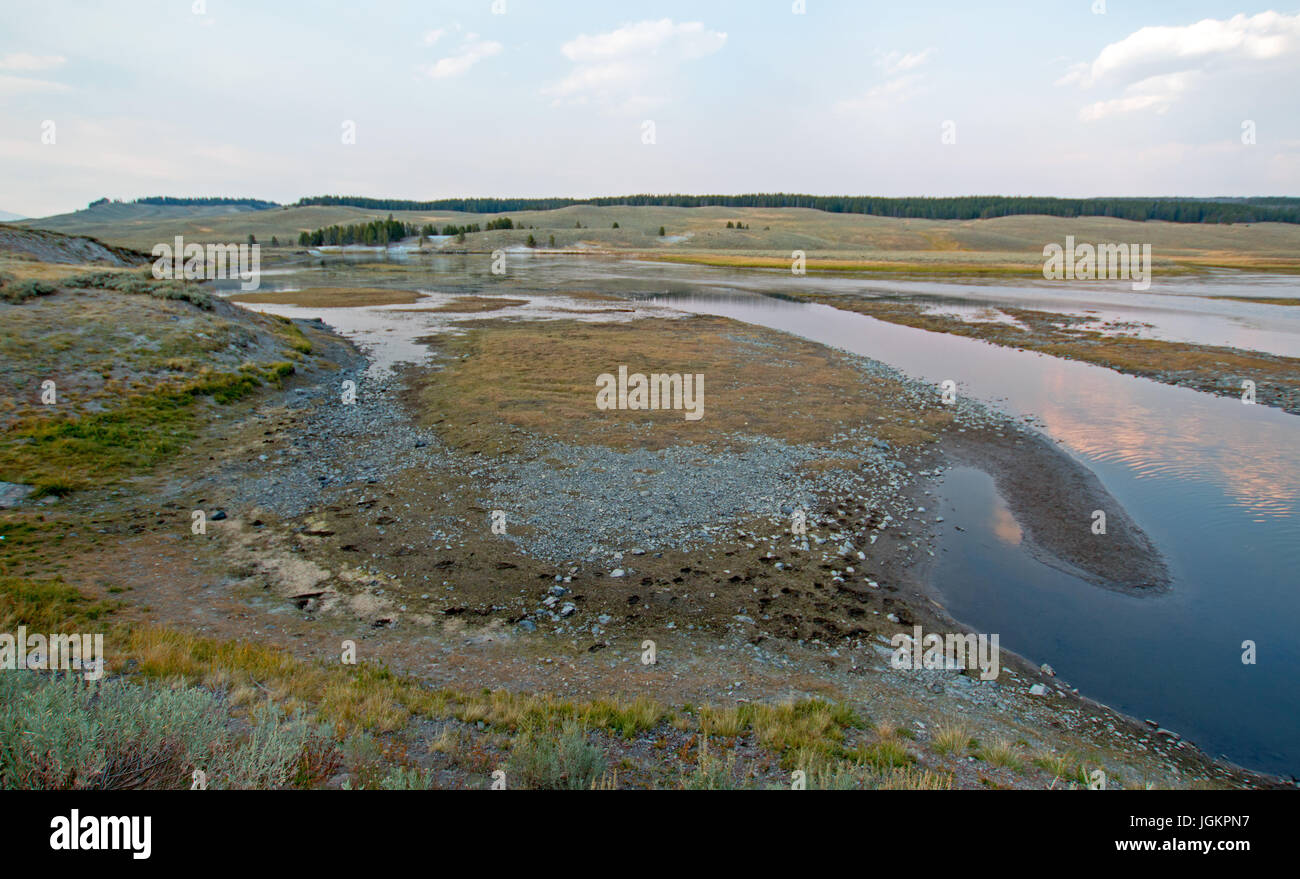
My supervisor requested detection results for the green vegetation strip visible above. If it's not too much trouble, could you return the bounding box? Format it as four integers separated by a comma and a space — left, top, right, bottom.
0, 363, 293, 495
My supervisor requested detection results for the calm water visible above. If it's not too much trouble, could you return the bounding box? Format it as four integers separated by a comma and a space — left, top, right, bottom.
226, 254, 1300, 776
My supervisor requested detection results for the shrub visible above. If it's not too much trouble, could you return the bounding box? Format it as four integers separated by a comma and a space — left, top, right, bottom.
0, 674, 328, 790
1, 279, 57, 303
682, 736, 736, 790
63, 270, 213, 309
378, 766, 436, 790
505, 722, 607, 790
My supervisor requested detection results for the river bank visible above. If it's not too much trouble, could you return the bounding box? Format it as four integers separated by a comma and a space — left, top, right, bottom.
1, 256, 1291, 788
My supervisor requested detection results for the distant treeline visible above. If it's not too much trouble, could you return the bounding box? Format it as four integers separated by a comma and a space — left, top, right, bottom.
126, 196, 280, 209
298, 216, 419, 247
297, 215, 519, 246
294, 193, 1300, 224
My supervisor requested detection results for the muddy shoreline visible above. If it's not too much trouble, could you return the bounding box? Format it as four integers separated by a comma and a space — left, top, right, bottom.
939, 428, 1170, 593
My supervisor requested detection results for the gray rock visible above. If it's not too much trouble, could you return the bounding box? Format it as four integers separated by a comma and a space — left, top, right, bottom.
0, 482, 35, 509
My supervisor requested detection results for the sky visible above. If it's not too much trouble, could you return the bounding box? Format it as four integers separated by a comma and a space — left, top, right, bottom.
1, 0, 1298, 217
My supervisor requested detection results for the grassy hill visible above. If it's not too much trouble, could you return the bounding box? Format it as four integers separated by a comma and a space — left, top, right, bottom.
15, 202, 1300, 272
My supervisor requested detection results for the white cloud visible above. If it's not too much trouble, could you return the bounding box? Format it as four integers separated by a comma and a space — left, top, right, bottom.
834, 48, 936, 115
560, 18, 725, 63
0, 53, 66, 71
834, 74, 930, 115
0, 74, 70, 95
1078, 71, 1195, 121
1082, 11, 1300, 87
545, 19, 726, 110
422, 34, 501, 79
1063, 12, 1300, 119
877, 48, 934, 75
422, 28, 446, 46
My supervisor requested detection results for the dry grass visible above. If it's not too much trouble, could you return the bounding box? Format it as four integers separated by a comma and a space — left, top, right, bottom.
874, 766, 954, 790
648, 253, 1047, 275
453, 689, 664, 737
1206, 295, 1300, 305
412, 316, 951, 454
1034, 749, 1091, 786
27, 202, 1300, 268
698, 705, 746, 738
981, 737, 1026, 771
931, 722, 974, 756
0, 257, 138, 283
230, 286, 424, 307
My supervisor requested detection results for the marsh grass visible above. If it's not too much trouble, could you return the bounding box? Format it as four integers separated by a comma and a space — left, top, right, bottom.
415, 317, 951, 455
231, 287, 422, 307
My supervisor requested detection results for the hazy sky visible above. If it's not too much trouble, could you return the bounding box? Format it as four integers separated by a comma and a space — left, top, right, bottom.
2, 1, 1298, 217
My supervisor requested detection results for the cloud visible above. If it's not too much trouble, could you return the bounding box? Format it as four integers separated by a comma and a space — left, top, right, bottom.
1062, 12, 1300, 119
0, 53, 66, 72
877, 48, 934, 75
1078, 71, 1195, 121
545, 19, 726, 109
834, 48, 936, 115
0, 53, 69, 94
422, 33, 501, 79
0, 74, 70, 95
1081, 11, 1300, 87
834, 74, 930, 115
422, 28, 446, 46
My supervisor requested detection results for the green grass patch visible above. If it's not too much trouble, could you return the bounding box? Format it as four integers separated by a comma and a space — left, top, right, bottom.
0, 575, 119, 632
0, 364, 294, 494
